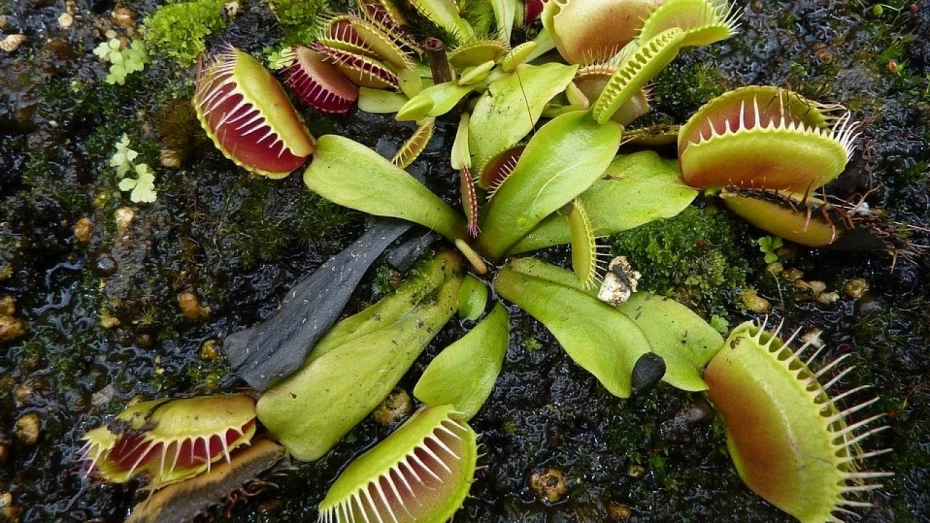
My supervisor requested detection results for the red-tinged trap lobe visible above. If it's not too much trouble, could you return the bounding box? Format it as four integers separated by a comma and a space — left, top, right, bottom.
285, 46, 359, 114
194, 46, 315, 178
525, 0, 544, 25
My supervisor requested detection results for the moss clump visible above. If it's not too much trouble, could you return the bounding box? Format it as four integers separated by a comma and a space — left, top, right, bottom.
266, 0, 329, 28
142, 0, 228, 66
609, 205, 752, 316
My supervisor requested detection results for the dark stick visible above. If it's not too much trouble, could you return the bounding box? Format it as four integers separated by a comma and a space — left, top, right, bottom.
424, 37, 453, 85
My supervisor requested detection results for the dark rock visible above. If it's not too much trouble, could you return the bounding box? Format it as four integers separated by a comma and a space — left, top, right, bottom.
631, 353, 666, 394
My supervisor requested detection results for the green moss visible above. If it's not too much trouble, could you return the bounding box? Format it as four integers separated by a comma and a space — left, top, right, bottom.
608, 205, 752, 316
266, 0, 329, 28
142, 0, 228, 66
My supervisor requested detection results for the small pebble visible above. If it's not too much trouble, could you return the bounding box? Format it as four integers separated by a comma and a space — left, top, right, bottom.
0, 34, 26, 53
845, 278, 869, 299
111, 6, 136, 27
598, 256, 640, 306
0, 295, 14, 316
58, 12, 73, 29
13, 383, 34, 407
91, 384, 116, 407
73, 217, 93, 243
104, 29, 117, 39
100, 314, 121, 329
781, 268, 804, 281
529, 466, 568, 504
0, 490, 21, 522
0, 442, 9, 464
200, 339, 220, 361
807, 281, 827, 295
372, 388, 412, 425
631, 353, 666, 394
159, 148, 182, 168
801, 328, 825, 350
628, 464, 645, 478
816, 291, 840, 305
607, 503, 633, 520
794, 280, 826, 300
134, 332, 154, 348
178, 291, 210, 321
0, 15, 8, 30
0, 315, 26, 342
14, 413, 41, 446
224, 1, 240, 17
741, 289, 771, 314
90, 250, 118, 277
114, 207, 134, 232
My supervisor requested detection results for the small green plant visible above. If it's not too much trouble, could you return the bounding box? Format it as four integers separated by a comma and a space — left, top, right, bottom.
93, 39, 147, 85
111, 135, 157, 203
142, 0, 227, 66
757, 235, 784, 263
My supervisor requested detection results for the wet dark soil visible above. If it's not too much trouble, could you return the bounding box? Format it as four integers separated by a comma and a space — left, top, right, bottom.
1, 1, 929, 522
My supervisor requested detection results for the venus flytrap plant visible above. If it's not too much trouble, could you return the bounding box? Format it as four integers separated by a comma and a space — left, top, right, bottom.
80, 395, 257, 487
77, 1, 912, 521
705, 322, 892, 523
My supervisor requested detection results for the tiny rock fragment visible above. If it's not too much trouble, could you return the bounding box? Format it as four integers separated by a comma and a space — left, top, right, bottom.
845, 278, 869, 299
628, 464, 645, 478
0, 443, 9, 464
90, 250, 118, 277
0, 295, 14, 316
607, 502, 633, 520
780, 267, 804, 281
199, 339, 220, 361
159, 148, 182, 168
816, 291, 840, 305
224, 1, 240, 17
1, 34, 26, 53
14, 413, 41, 446
58, 12, 73, 29
0, 16, 8, 30
800, 328, 825, 349
111, 7, 136, 27
598, 256, 641, 306
114, 207, 135, 232
631, 353, 666, 394
794, 280, 826, 300
13, 383, 34, 407
73, 217, 93, 243
529, 466, 569, 504
0, 315, 26, 342
372, 388, 412, 425
741, 289, 771, 314
808, 280, 827, 295
100, 314, 121, 329
178, 291, 210, 321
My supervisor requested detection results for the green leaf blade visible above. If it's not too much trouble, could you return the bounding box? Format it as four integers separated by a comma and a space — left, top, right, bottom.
494, 264, 651, 398
414, 302, 510, 420
256, 272, 462, 461
476, 110, 621, 260
617, 293, 723, 391
508, 151, 697, 254
469, 62, 578, 173
304, 135, 466, 241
